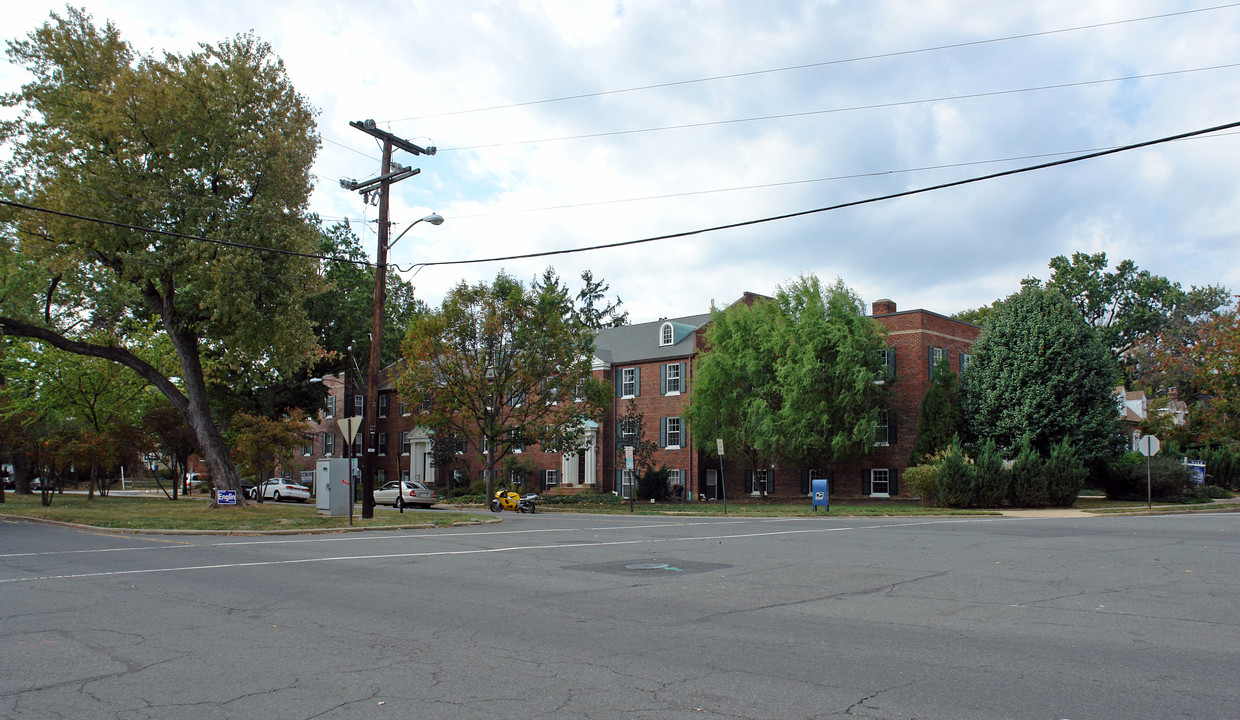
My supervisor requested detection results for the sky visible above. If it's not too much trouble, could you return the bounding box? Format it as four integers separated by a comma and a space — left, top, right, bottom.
4, 1, 1239, 324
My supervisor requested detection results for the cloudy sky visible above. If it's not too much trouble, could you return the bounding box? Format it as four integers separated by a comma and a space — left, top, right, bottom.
5, 1, 1239, 323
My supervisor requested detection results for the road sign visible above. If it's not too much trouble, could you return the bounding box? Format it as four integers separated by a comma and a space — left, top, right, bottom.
337, 416, 362, 444
624, 446, 634, 471
1137, 434, 1161, 457
716, 438, 725, 457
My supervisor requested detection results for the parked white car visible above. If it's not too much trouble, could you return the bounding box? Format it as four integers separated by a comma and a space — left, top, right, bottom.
373, 480, 436, 509
249, 478, 310, 503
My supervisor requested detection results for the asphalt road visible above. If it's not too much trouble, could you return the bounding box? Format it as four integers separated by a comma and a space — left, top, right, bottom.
2, 510, 1237, 719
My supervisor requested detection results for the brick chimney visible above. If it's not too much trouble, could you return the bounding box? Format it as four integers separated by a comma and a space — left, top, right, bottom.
872, 299, 897, 315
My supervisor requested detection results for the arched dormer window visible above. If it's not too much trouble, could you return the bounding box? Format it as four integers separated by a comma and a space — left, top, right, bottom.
660, 322, 674, 346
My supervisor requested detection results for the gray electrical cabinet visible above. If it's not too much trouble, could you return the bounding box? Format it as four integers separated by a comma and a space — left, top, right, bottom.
316, 458, 351, 517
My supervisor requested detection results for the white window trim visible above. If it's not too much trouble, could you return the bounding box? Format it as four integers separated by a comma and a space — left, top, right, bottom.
665, 363, 682, 396
874, 409, 890, 447
665, 417, 682, 449
621, 367, 636, 399
659, 322, 674, 347
870, 468, 891, 498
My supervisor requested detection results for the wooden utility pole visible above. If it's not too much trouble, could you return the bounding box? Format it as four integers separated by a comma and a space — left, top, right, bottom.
343, 120, 434, 518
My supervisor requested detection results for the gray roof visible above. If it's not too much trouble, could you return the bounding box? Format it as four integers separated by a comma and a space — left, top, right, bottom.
594, 312, 712, 365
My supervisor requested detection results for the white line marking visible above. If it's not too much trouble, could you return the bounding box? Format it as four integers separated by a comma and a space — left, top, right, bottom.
0, 517, 1004, 584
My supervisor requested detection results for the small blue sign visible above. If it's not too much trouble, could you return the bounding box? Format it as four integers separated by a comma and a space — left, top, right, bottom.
218, 489, 237, 505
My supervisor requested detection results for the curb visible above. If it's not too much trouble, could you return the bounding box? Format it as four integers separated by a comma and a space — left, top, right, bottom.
0, 512, 501, 536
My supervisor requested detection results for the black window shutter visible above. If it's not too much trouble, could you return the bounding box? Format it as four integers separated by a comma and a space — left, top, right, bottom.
659, 417, 667, 447
744, 470, 753, 493
862, 469, 872, 495
887, 348, 897, 376
928, 347, 935, 378
889, 413, 898, 445
680, 362, 688, 391
634, 367, 641, 396
615, 371, 621, 398
891, 469, 899, 495
800, 470, 809, 495
659, 364, 667, 395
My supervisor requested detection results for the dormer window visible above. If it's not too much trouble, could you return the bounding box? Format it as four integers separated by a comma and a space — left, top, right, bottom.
660, 322, 674, 346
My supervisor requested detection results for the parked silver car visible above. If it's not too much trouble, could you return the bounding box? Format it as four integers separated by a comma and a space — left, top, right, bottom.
373, 480, 435, 509
249, 478, 310, 503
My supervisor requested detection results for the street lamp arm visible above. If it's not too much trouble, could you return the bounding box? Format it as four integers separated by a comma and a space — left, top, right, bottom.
387, 213, 444, 251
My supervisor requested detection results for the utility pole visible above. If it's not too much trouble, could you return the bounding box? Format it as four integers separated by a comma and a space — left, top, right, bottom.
342, 119, 435, 518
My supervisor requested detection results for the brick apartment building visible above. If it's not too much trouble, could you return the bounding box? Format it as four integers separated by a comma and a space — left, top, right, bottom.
287, 295, 979, 501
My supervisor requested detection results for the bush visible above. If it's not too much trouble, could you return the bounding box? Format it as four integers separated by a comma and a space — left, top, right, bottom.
903, 464, 939, 506
541, 492, 625, 506
1103, 453, 1197, 501
1010, 442, 1048, 508
1045, 438, 1088, 507
637, 465, 671, 501
937, 443, 975, 508
974, 438, 1009, 508
1201, 484, 1232, 499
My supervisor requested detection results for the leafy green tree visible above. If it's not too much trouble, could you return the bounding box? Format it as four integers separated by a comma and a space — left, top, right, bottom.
686, 296, 782, 487
910, 358, 963, 464
1009, 441, 1048, 508
689, 276, 887, 479
1141, 301, 1240, 448
1044, 252, 1229, 363
772, 276, 890, 468
974, 438, 1009, 508
935, 441, 975, 508
140, 401, 199, 499
1044, 438, 1088, 507
0, 10, 323, 498
228, 410, 311, 502
960, 285, 1121, 469
397, 270, 612, 499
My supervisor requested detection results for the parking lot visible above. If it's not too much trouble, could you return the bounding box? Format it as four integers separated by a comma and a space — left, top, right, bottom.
2, 510, 1237, 719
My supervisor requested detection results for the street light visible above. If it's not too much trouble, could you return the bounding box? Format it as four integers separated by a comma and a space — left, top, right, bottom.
361, 212, 443, 518
387, 213, 444, 251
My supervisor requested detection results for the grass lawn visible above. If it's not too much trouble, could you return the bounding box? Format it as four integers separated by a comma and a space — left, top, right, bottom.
0, 493, 489, 532
482, 498, 1001, 517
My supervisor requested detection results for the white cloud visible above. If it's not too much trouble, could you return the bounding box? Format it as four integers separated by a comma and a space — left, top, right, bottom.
5, 0, 1239, 323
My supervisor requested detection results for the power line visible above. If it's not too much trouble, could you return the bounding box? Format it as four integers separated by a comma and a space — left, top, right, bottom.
0, 199, 371, 267
445, 130, 1240, 220
440, 63, 1240, 152
387, 3, 1240, 122
398, 120, 1240, 273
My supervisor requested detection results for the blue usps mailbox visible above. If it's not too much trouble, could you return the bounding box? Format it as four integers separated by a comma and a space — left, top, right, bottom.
811, 478, 829, 513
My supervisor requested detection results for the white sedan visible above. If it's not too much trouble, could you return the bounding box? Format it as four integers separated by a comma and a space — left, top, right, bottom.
373, 480, 436, 509
251, 478, 310, 503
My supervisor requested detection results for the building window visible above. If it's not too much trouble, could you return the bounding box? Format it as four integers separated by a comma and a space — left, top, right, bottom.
929, 347, 947, 378
302, 441, 313, 456
544, 469, 559, 487
871, 468, 891, 497
620, 469, 635, 499
755, 468, 773, 494
325, 394, 336, 418
399, 431, 411, 456
876, 348, 895, 384
376, 469, 386, 485
874, 410, 890, 446
399, 398, 409, 415
352, 435, 362, 457
378, 394, 389, 418
378, 432, 388, 456
660, 322, 674, 346
323, 432, 335, 456
959, 353, 971, 373
806, 469, 830, 495
620, 418, 637, 447
574, 378, 585, 402
663, 417, 682, 448
401, 469, 410, 482
664, 363, 681, 394
621, 367, 637, 398
353, 394, 364, 417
